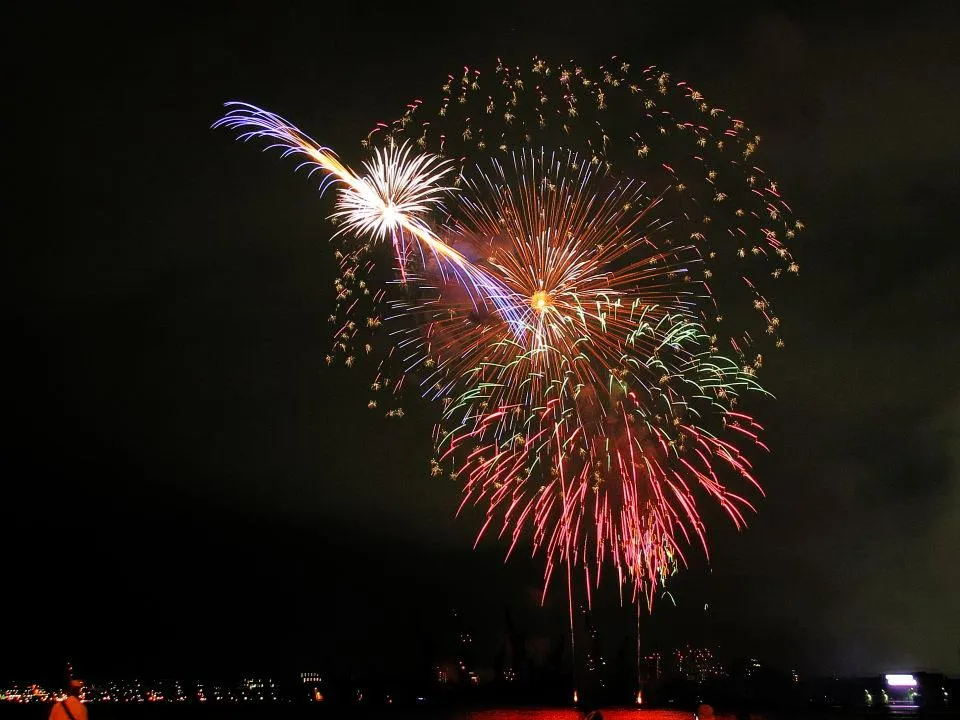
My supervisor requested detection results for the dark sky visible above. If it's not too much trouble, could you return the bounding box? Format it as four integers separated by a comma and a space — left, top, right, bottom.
4, 1, 959, 682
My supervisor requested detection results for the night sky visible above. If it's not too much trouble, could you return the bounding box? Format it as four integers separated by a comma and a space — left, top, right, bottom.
4, 1, 959, 682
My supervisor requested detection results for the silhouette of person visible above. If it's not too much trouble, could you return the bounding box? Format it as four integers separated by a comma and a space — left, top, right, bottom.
49, 680, 87, 720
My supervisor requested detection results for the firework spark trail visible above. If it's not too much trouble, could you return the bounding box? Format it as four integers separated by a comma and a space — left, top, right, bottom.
214, 103, 529, 334
214, 56, 801, 610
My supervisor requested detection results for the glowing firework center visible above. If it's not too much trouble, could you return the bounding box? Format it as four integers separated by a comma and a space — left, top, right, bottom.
530, 289, 553, 314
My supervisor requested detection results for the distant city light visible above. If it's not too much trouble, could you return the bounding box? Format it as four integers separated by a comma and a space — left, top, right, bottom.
885, 674, 917, 687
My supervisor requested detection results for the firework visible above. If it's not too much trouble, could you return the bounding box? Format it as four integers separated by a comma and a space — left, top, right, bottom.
214, 57, 802, 608
393, 149, 768, 607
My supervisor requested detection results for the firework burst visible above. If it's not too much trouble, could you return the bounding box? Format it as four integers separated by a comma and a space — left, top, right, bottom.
390, 149, 768, 606
215, 57, 802, 609
329, 141, 454, 275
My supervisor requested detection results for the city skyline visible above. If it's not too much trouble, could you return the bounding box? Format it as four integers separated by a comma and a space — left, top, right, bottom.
4, 657, 955, 711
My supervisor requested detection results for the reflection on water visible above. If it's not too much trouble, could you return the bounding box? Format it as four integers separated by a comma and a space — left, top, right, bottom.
12, 707, 927, 720
460, 712, 696, 720
0, 708, 728, 720
0, 710, 707, 720
0, 708, 932, 720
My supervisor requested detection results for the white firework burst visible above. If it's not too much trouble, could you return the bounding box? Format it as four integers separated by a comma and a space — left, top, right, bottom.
330, 140, 454, 244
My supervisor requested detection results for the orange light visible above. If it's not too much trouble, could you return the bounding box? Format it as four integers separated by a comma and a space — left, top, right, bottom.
530, 290, 553, 313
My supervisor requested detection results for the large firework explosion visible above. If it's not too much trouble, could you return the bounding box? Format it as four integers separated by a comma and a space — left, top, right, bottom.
214, 56, 801, 609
